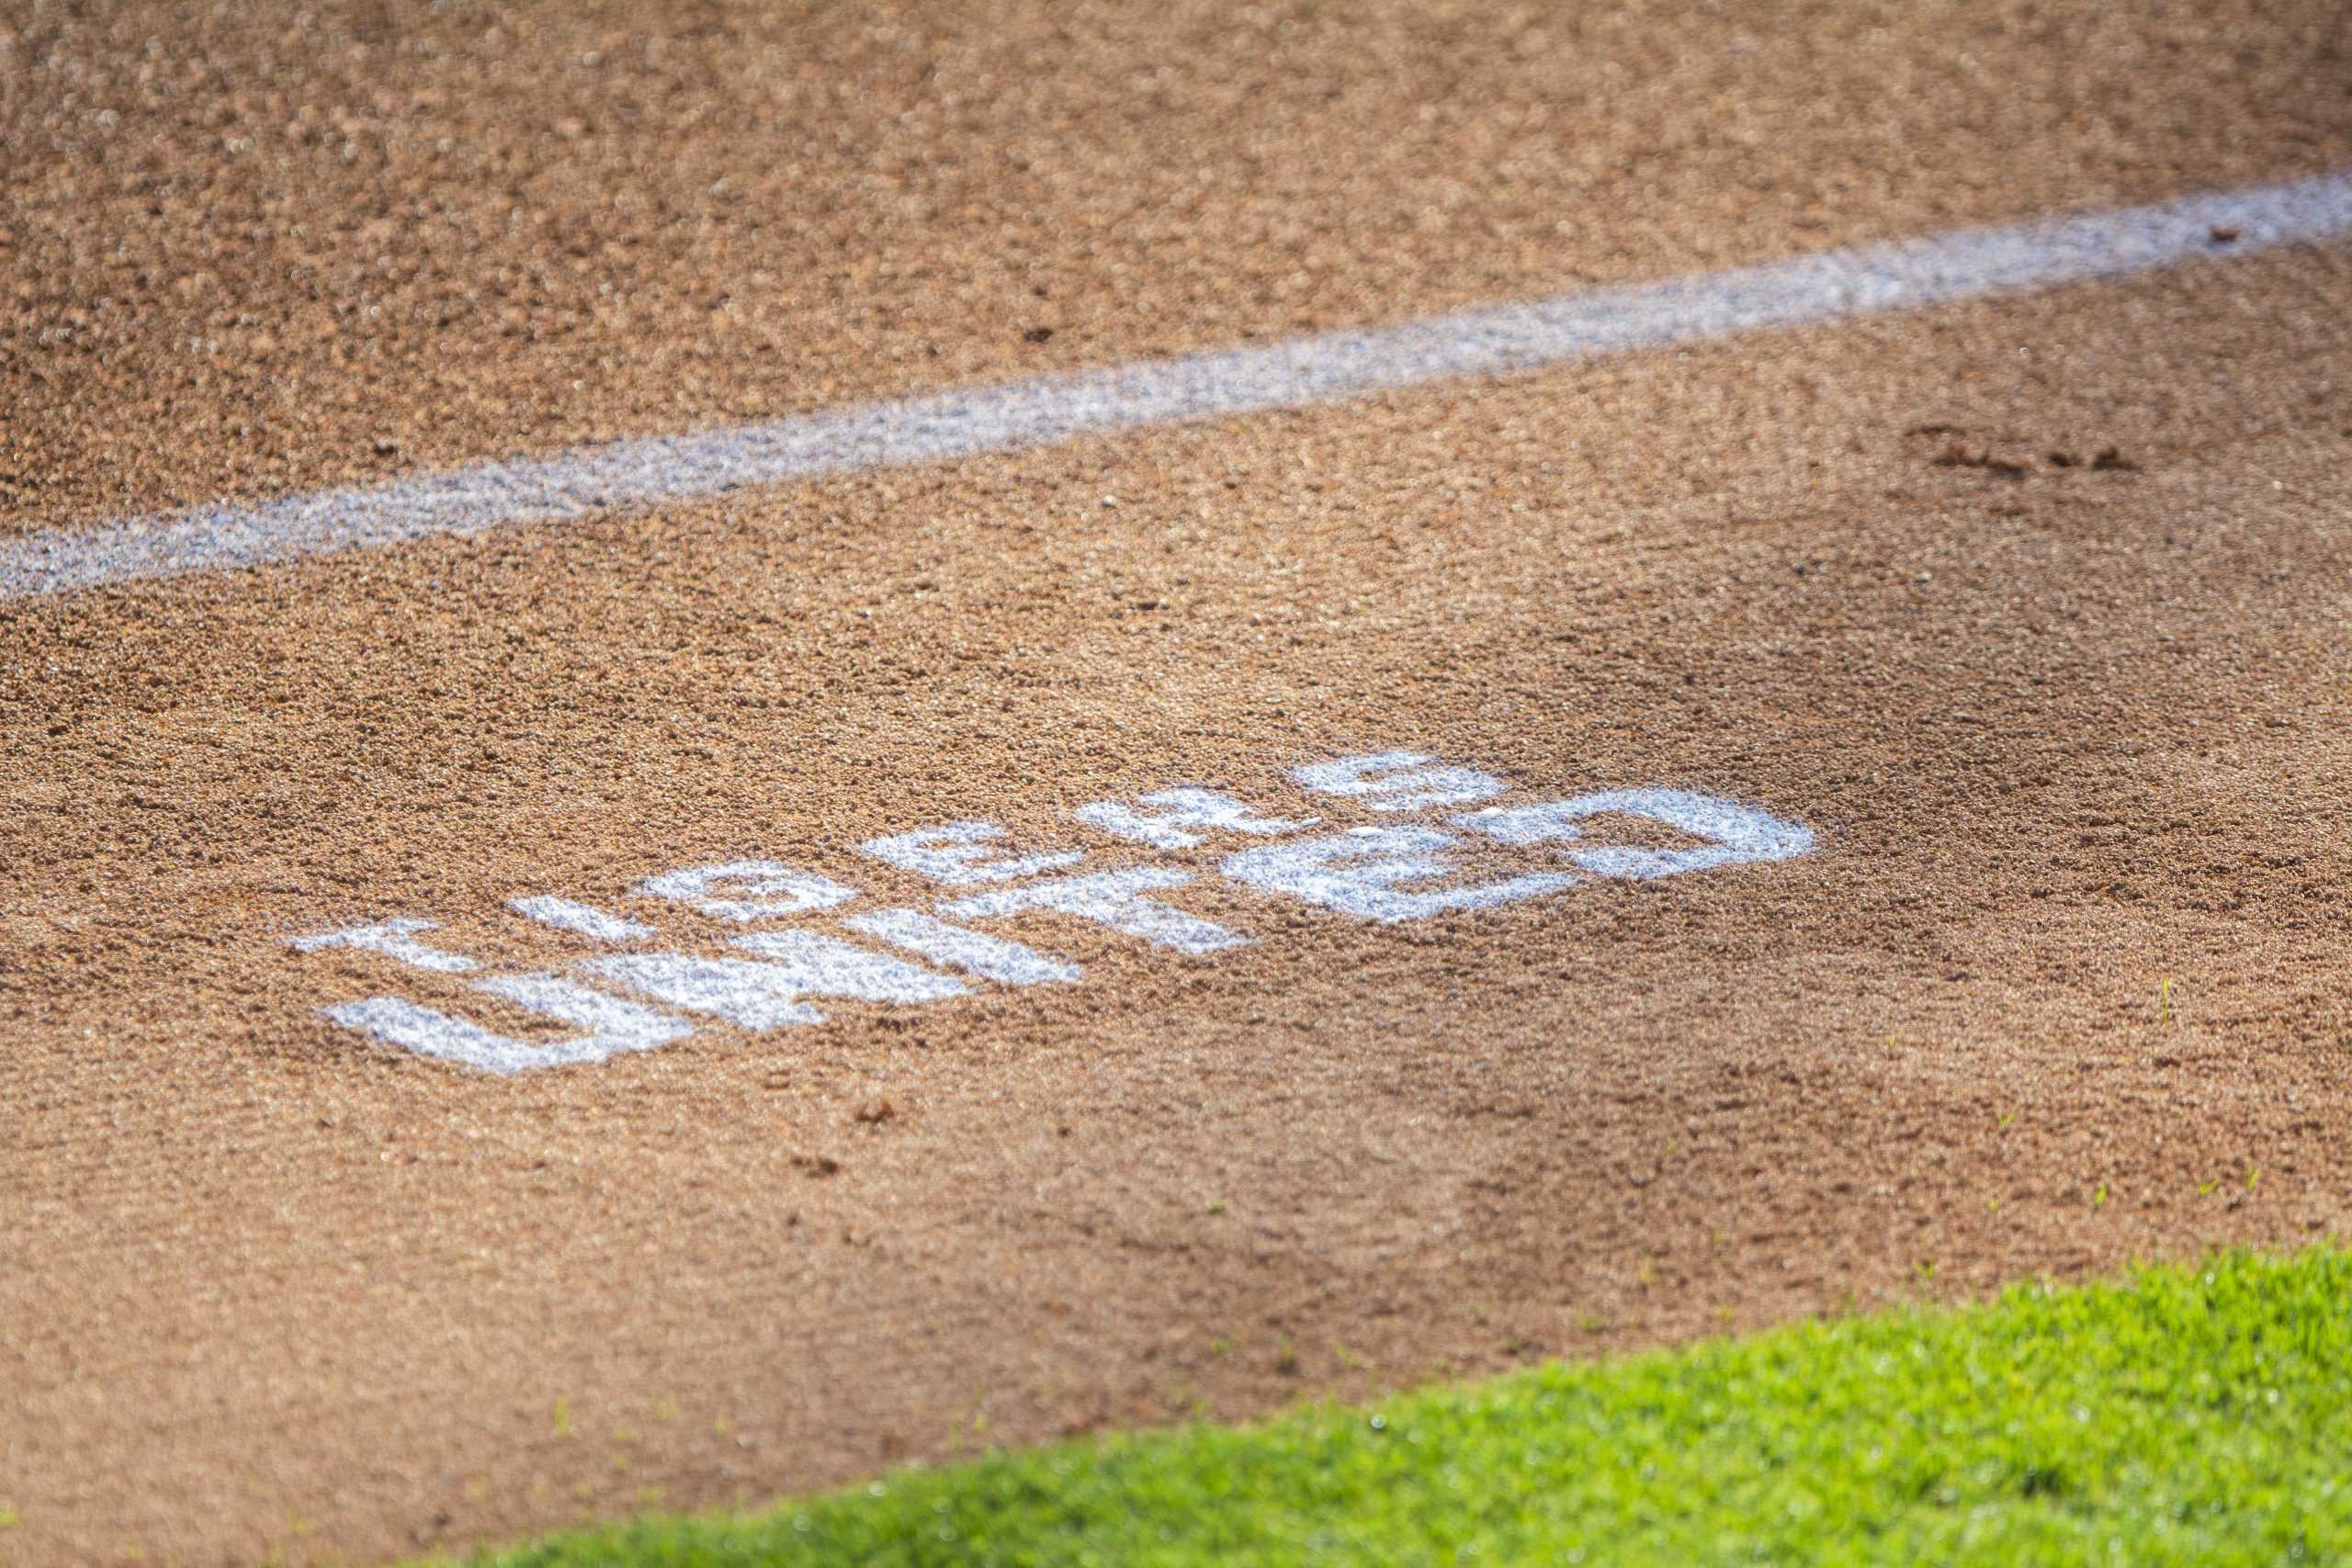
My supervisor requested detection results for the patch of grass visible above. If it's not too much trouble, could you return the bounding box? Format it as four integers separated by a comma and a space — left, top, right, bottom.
441, 1249, 2352, 1568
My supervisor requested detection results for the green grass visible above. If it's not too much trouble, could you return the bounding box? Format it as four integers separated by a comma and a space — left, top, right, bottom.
444, 1249, 2352, 1567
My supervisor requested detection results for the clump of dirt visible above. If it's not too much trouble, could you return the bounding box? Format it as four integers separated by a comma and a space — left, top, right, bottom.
1908, 426, 2142, 479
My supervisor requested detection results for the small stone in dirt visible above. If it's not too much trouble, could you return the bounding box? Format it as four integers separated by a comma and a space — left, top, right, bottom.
2090, 446, 2138, 471
1023, 325, 1055, 344
854, 1099, 897, 1125
2211, 224, 2242, 243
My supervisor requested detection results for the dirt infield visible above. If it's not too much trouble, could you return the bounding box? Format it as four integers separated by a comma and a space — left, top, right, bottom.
7, 3, 2352, 1564
9, 0, 2351, 539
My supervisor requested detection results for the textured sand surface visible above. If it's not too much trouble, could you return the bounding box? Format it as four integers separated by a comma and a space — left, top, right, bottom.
8, 0, 2351, 536
5, 2, 2352, 1563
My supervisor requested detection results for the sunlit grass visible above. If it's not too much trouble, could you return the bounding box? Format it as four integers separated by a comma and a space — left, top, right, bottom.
442, 1248, 2352, 1567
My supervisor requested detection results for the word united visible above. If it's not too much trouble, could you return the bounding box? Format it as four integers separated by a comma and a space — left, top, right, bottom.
288, 749, 1815, 1074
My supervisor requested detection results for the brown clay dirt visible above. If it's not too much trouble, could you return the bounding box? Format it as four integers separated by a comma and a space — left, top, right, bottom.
6, 2, 2352, 1564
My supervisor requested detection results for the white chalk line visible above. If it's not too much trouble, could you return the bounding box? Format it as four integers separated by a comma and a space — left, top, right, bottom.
6, 172, 2349, 602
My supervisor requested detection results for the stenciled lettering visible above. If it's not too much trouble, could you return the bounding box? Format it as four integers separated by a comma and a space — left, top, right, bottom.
289, 746, 1818, 1073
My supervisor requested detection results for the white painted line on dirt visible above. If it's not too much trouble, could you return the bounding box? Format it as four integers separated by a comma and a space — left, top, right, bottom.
8, 172, 2349, 601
